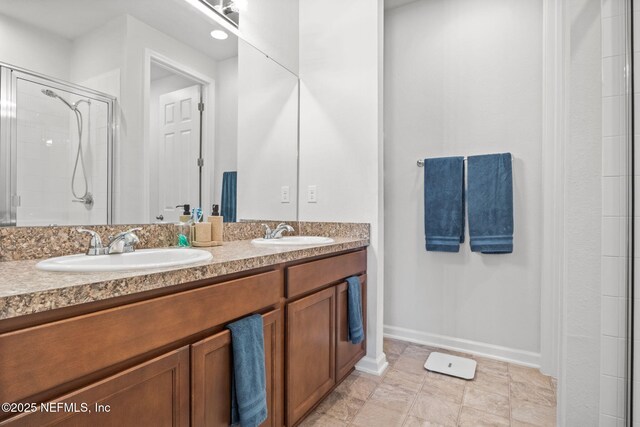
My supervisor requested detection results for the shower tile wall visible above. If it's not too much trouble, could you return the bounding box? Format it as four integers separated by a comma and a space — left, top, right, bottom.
15, 79, 108, 226
601, 0, 630, 425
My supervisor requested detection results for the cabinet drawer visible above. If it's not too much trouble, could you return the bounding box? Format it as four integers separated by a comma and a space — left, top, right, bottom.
0, 270, 283, 405
191, 309, 283, 427
286, 250, 366, 298
1, 346, 190, 427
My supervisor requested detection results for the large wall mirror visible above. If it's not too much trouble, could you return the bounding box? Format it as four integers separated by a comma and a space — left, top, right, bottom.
0, 0, 299, 226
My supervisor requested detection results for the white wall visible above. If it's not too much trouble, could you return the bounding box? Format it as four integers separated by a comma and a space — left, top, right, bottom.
0, 13, 72, 80
383, 0, 543, 365
70, 16, 125, 93
299, 0, 386, 374
119, 15, 218, 224
213, 56, 238, 207
560, 0, 603, 424
237, 41, 298, 221
241, 0, 299, 74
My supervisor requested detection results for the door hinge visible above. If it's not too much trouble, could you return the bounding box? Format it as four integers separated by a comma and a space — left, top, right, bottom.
197, 158, 204, 167
198, 102, 204, 112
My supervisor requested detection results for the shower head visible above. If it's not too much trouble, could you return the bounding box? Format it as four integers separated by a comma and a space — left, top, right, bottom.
41, 89, 57, 98
41, 88, 77, 111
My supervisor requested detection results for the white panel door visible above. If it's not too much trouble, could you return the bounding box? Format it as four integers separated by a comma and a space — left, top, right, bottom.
158, 85, 201, 222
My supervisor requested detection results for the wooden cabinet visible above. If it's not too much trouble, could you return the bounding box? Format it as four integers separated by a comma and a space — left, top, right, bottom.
285, 251, 367, 426
336, 274, 367, 381
2, 347, 190, 427
286, 287, 336, 425
191, 309, 284, 427
0, 248, 367, 427
0, 270, 283, 406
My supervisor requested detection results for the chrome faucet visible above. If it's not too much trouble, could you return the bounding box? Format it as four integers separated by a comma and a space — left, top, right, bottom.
77, 229, 106, 255
262, 223, 295, 239
107, 228, 142, 254
77, 228, 142, 255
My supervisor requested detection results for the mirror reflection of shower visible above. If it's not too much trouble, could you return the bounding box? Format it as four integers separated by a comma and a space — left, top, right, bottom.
41, 88, 94, 208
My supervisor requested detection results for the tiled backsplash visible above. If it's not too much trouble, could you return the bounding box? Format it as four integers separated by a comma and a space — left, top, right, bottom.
0, 221, 369, 261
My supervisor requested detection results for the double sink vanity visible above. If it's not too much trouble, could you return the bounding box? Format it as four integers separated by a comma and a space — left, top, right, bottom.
0, 221, 369, 426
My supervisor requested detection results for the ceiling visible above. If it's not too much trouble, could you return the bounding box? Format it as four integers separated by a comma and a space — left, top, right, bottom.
0, 0, 238, 61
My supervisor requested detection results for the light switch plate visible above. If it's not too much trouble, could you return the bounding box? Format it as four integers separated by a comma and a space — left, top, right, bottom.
280, 186, 290, 203
307, 185, 317, 203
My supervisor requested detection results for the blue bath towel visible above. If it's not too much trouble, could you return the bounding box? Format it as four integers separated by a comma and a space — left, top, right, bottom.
467, 153, 514, 254
227, 314, 267, 427
423, 157, 465, 252
221, 171, 237, 223
346, 276, 364, 345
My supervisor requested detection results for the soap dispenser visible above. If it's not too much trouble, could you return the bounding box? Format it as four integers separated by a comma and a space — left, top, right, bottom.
207, 204, 224, 244
176, 204, 191, 223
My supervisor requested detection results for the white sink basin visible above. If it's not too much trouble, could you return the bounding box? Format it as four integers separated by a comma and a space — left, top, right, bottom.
36, 248, 213, 273
251, 236, 335, 246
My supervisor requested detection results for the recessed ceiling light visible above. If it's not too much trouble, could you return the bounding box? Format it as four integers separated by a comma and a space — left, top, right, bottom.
210, 30, 228, 40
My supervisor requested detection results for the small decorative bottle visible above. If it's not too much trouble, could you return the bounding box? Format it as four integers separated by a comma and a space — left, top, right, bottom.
207, 204, 224, 245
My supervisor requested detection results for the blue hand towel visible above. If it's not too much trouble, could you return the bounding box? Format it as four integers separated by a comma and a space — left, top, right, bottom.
346, 276, 364, 345
467, 153, 514, 254
227, 314, 267, 427
221, 171, 237, 223
423, 157, 465, 252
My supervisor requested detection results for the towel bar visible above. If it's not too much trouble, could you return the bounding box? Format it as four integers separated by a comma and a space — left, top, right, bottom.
416, 156, 513, 167
417, 158, 465, 167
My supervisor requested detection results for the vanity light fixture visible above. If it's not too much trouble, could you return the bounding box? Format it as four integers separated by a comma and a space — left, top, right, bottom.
226, 0, 247, 12
182, 0, 241, 35
210, 29, 228, 40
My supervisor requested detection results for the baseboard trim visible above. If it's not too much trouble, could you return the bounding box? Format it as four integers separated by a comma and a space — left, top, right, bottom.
356, 353, 389, 376
384, 325, 541, 368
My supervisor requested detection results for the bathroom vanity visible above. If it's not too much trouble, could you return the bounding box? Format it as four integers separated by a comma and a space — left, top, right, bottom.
0, 234, 368, 427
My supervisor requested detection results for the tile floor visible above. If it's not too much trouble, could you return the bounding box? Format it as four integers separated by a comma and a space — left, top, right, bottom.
300, 338, 557, 427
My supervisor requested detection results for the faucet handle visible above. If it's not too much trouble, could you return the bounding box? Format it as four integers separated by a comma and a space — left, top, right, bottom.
125, 228, 141, 245
272, 223, 295, 239
110, 228, 142, 244
111, 227, 142, 237
107, 228, 142, 254
76, 228, 104, 255
262, 224, 272, 239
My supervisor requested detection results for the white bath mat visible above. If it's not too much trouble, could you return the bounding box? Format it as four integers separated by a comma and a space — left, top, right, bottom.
424, 351, 477, 380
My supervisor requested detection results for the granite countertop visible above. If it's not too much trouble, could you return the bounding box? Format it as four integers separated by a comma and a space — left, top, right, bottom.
0, 237, 368, 320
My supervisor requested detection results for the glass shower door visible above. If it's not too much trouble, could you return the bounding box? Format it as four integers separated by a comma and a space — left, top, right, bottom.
0, 66, 114, 226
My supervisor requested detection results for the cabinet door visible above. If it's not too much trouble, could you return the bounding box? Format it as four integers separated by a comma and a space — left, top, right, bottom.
191, 309, 283, 427
286, 287, 336, 425
336, 274, 367, 381
2, 347, 189, 427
